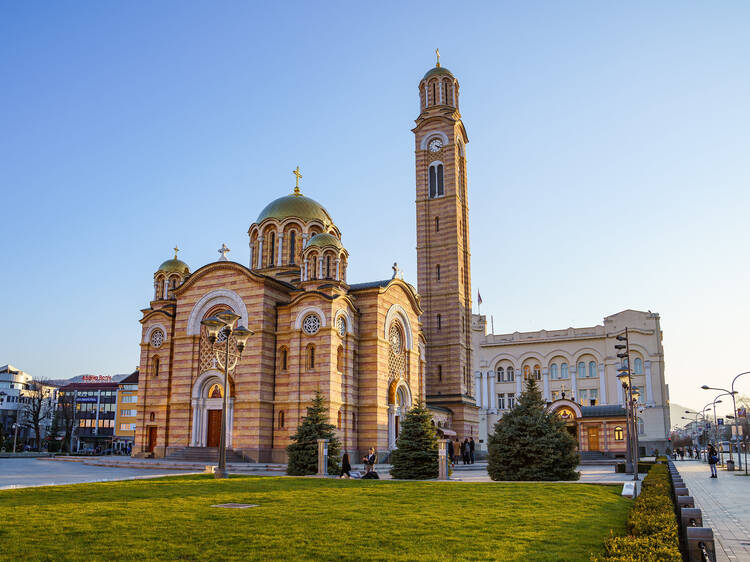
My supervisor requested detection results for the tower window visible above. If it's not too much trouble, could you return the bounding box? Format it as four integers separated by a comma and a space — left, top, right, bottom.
436, 264, 440, 280
429, 163, 444, 198
432, 82, 436, 105
438, 365, 442, 382
152, 356, 159, 378
437, 314, 441, 330
269, 232, 275, 266
435, 216, 439, 232
289, 231, 296, 264
279, 411, 284, 429
326, 255, 331, 279
306, 345, 315, 370
280, 347, 288, 371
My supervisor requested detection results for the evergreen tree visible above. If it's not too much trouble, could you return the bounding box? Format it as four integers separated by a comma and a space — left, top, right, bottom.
487, 378, 579, 481
286, 390, 341, 476
389, 401, 439, 479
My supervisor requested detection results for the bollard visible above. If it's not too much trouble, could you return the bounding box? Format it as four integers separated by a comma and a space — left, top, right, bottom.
681, 507, 703, 530
677, 495, 695, 509
438, 439, 449, 480
726, 459, 735, 471
686, 527, 716, 562
674, 487, 690, 496
672, 479, 685, 487
317, 439, 328, 476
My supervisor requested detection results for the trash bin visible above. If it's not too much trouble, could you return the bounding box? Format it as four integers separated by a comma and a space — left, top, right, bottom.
726, 459, 735, 471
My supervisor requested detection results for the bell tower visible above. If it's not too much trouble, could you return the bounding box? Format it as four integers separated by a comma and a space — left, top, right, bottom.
414, 52, 478, 438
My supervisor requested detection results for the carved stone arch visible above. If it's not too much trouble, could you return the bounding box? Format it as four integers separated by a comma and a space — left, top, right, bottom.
548, 399, 583, 419
487, 352, 519, 370
294, 305, 328, 330
573, 347, 604, 364
187, 289, 249, 335
144, 323, 168, 344
517, 351, 545, 366
192, 370, 234, 399
384, 304, 413, 351
334, 308, 353, 334
419, 130, 450, 150
543, 349, 575, 365
388, 378, 412, 406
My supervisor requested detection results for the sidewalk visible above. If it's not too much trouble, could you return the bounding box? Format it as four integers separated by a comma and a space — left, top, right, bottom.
676, 458, 750, 562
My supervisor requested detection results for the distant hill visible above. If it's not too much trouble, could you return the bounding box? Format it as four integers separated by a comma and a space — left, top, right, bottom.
47, 373, 130, 386
670, 402, 695, 428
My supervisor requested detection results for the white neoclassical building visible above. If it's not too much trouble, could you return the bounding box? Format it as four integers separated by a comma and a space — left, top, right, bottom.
471, 310, 671, 456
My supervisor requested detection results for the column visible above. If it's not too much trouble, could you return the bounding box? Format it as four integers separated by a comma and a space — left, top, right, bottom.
248, 243, 254, 270
571, 368, 578, 401
317, 439, 329, 476
276, 233, 283, 267
303, 260, 308, 281
489, 372, 497, 413
387, 404, 396, 449
645, 361, 654, 404
163, 279, 169, 299
598, 363, 607, 405
257, 236, 264, 269
515, 367, 522, 397
475, 372, 483, 410
301, 232, 308, 249
335, 259, 340, 280
542, 368, 550, 401
318, 256, 324, 279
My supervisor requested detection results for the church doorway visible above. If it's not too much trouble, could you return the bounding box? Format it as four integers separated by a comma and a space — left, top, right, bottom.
206, 410, 222, 447
147, 426, 157, 453
588, 426, 600, 451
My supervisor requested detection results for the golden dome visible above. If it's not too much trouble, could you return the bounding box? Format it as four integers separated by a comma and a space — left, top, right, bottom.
256, 193, 333, 225
157, 258, 190, 275
306, 232, 343, 251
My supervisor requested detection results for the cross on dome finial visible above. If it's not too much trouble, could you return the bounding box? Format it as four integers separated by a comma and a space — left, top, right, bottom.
392, 262, 400, 279
292, 166, 303, 196
218, 243, 230, 261
435, 48, 440, 68
173, 245, 180, 259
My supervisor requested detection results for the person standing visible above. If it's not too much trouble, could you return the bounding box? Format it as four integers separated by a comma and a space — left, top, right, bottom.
469, 437, 476, 464
340, 453, 352, 478
452, 439, 460, 467
707, 443, 718, 478
462, 438, 470, 465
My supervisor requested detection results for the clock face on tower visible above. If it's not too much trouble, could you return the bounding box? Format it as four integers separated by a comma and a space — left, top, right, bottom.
428, 138, 443, 152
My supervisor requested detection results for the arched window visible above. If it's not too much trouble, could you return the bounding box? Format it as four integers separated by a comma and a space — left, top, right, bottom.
577, 362, 585, 378
431, 81, 436, 105
550, 364, 558, 380
507, 367, 515, 382
311, 256, 317, 279
438, 365, 442, 382
614, 426, 624, 441
429, 163, 444, 198
589, 361, 597, 378
153, 356, 159, 378
437, 314, 441, 330
336, 345, 344, 373
523, 365, 531, 380
280, 347, 288, 371
638, 418, 645, 435
325, 255, 331, 278
634, 358, 643, 374
533, 364, 541, 380
289, 231, 296, 264
278, 411, 284, 429
337, 409, 342, 429
306, 345, 315, 370
168, 276, 178, 298
352, 412, 356, 431
496, 367, 504, 382
435, 216, 439, 232
436, 264, 440, 280
269, 232, 275, 265
561, 363, 568, 379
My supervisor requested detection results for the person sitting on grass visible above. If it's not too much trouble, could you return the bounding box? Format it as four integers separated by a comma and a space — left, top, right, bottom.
362, 447, 376, 473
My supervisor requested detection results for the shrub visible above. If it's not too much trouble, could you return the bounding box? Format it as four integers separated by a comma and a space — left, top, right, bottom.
598, 464, 681, 561
615, 462, 654, 474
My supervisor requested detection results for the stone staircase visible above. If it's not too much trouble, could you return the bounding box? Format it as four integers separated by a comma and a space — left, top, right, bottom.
580, 451, 616, 464
165, 447, 245, 463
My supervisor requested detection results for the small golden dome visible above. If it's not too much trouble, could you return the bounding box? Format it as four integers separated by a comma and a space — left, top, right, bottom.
157, 258, 190, 275
306, 232, 343, 251
256, 194, 333, 225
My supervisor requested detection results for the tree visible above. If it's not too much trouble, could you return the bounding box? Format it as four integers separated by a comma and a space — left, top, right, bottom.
286, 390, 341, 476
389, 401, 439, 479
23, 380, 53, 450
58, 391, 77, 453
488, 378, 579, 481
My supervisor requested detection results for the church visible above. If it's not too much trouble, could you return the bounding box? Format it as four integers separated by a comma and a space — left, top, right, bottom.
133, 57, 482, 461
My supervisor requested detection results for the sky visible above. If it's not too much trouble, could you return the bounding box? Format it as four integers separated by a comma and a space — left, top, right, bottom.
2, 2, 749, 418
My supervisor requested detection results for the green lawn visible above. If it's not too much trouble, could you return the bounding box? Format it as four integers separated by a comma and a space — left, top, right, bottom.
0, 475, 631, 561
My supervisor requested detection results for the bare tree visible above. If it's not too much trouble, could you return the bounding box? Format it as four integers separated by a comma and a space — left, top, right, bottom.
58, 391, 76, 453
23, 380, 54, 450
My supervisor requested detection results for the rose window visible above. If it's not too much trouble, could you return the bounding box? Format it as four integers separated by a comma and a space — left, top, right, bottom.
150, 329, 164, 348
388, 322, 407, 378
302, 314, 321, 335
389, 324, 403, 355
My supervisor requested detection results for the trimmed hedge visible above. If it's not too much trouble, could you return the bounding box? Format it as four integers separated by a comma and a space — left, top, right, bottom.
598, 464, 681, 561
615, 461, 655, 473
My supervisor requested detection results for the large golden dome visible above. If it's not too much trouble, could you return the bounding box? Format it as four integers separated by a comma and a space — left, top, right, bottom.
256, 193, 333, 225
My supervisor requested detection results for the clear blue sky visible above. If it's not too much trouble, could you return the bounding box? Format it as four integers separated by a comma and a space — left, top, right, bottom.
2, 2, 749, 416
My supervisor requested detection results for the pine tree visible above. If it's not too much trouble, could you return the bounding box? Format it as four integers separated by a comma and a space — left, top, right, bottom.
487, 378, 579, 481
389, 401, 439, 479
286, 390, 341, 476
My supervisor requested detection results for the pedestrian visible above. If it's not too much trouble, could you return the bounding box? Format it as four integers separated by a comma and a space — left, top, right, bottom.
469, 437, 475, 464
445, 438, 453, 467
679, 448, 684, 461
452, 439, 460, 467
462, 438, 470, 465
707, 443, 718, 478
340, 453, 352, 478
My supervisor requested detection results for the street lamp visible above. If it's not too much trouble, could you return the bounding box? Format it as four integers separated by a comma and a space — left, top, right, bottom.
200, 313, 253, 479
702, 370, 750, 470
615, 328, 638, 481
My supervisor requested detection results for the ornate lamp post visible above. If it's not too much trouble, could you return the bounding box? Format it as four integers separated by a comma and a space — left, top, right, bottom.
615, 328, 637, 479
200, 312, 253, 479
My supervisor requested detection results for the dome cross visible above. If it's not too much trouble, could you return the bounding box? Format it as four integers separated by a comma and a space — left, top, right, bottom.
173, 245, 180, 259
218, 243, 230, 261
435, 48, 440, 68
292, 165, 303, 196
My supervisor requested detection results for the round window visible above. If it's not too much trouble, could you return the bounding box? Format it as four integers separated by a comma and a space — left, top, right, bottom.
302, 314, 321, 335
150, 329, 164, 348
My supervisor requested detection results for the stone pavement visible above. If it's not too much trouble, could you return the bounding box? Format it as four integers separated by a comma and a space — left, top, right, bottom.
675, 458, 750, 562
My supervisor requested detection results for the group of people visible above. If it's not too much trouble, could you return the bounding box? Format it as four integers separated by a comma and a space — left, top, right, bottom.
449, 437, 475, 466
339, 448, 377, 479
671, 447, 699, 460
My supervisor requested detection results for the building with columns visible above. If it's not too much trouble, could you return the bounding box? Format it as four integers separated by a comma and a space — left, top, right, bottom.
471, 310, 671, 457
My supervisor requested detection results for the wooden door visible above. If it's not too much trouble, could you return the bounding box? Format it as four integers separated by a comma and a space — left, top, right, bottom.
147, 426, 157, 452
588, 427, 600, 451
207, 410, 222, 447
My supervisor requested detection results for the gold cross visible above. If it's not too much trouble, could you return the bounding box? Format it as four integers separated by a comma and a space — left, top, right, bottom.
292, 166, 303, 195
173, 245, 180, 259
435, 48, 440, 67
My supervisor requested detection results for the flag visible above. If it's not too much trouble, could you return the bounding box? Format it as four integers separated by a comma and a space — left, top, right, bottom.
477, 291, 483, 306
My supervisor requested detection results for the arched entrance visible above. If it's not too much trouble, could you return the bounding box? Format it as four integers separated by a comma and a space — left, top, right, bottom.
388, 380, 412, 450
548, 400, 582, 445
190, 371, 234, 448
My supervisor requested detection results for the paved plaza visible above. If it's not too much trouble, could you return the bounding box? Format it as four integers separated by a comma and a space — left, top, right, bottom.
676, 458, 750, 562
0, 458, 199, 490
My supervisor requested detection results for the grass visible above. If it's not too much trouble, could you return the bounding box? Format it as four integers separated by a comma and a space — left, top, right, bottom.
0, 475, 631, 561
